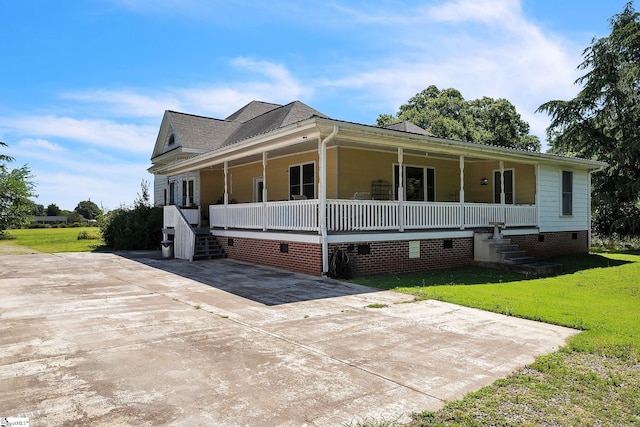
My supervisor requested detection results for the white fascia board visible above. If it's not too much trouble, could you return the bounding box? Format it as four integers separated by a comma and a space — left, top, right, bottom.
314, 118, 607, 170
211, 229, 322, 244
502, 228, 540, 236
157, 120, 321, 175
211, 229, 477, 244
327, 230, 475, 243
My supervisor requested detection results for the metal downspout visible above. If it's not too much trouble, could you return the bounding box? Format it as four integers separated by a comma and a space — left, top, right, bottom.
319, 125, 339, 277
587, 165, 605, 248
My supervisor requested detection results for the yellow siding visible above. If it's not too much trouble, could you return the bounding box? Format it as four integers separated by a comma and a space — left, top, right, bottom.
197, 148, 536, 206
200, 170, 224, 206
228, 163, 262, 203
466, 161, 536, 204
264, 151, 319, 200
336, 148, 462, 201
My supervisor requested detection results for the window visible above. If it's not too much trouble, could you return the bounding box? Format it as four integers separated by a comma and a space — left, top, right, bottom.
169, 182, 175, 205
493, 169, 514, 204
168, 134, 176, 146
182, 180, 194, 206
562, 171, 573, 216
289, 163, 315, 199
254, 177, 264, 202
394, 165, 436, 201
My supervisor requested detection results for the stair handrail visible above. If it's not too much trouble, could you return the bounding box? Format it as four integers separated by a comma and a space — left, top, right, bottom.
165, 205, 196, 261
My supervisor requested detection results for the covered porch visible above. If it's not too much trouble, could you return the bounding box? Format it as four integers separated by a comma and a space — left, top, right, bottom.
159, 121, 544, 273
208, 199, 537, 232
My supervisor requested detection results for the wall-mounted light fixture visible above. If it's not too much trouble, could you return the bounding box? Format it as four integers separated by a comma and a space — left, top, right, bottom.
480, 177, 489, 186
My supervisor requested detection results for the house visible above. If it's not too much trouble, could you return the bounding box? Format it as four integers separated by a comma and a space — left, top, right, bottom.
31, 215, 68, 224
148, 100, 606, 277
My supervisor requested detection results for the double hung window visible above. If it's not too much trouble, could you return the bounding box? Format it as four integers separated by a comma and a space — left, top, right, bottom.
289, 163, 315, 199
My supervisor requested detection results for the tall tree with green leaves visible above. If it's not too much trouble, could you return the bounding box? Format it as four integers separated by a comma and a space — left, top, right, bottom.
74, 200, 102, 220
0, 141, 37, 236
537, 2, 640, 236
377, 85, 541, 151
46, 203, 61, 216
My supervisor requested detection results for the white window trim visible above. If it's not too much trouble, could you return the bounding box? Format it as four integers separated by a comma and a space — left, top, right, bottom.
560, 170, 574, 217
288, 161, 316, 199
254, 176, 264, 202
392, 163, 437, 202
492, 168, 515, 204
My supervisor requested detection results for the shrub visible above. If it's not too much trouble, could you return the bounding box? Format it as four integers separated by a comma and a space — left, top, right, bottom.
77, 230, 99, 240
100, 205, 163, 250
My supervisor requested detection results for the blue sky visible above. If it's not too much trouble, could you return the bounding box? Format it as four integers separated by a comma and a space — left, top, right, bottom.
0, 0, 629, 211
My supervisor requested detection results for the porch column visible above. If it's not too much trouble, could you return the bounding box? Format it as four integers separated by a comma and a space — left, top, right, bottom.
459, 155, 465, 230
499, 160, 506, 223
535, 164, 541, 229
223, 161, 229, 230
262, 152, 268, 231
185, 170, 190, 207
398, 147, 404, 232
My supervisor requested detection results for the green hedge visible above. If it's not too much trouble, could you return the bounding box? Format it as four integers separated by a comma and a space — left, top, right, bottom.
100, 206, 162, 250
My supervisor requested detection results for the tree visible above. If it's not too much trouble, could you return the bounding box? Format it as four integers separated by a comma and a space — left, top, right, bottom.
377, 85, 541, 151
537, 2, 640, 236
46, 203, 61, 216
0, 141, 14, 163
0, 142, 37, 236
74, 200, 102, 220
30, 203, 45, 216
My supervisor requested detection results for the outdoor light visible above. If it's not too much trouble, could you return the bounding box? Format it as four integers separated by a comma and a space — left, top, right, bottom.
480, 177, 489, 186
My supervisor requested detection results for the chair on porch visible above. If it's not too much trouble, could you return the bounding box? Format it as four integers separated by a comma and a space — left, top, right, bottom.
351, 192, 371, 200
291, 194, 307, 200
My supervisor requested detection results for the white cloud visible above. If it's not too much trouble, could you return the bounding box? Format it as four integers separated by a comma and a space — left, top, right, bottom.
17, 138, 65, 152
61, 90, 183, 118
58, 57, 309, 119
427, 0, 521, 24
0, 116, 156, 154
313, 0, 583, 148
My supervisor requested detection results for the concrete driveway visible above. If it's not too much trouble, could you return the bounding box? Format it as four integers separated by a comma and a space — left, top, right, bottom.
0, 252, 577, 426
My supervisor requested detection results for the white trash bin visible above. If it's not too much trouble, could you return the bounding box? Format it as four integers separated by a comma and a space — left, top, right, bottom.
161, 239, 174, 259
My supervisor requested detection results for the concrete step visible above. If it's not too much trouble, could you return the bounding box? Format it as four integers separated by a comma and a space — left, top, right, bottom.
503, 256, 537, 265
474, 260, 562, 277
486, 238, 512, 245
494, 244, 520, 252
518, 262, 562, 276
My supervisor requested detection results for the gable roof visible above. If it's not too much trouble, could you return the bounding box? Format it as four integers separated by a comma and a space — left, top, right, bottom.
222, 101, 329, 147
166, 111, 241, 152
384, 121, 434, 136
151, 100, 329, 162
224, 101, 282, 123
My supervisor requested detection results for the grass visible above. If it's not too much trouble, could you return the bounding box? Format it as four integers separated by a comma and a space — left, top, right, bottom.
352, 252, 640, 426
0, 227, 106, 253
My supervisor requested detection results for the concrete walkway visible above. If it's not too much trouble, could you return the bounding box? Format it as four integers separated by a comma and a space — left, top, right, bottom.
0, 253, 577, 426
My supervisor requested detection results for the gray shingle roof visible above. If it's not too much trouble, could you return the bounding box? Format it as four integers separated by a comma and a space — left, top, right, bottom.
157, 101, 329, 158
166, 111, 241, 151
224, 101, 282, 123
384, 121, 434, 136
223, 101, 329, 147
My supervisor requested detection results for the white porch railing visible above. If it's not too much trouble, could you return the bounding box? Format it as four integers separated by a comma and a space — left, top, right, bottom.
210, 200, 319, 232
209, 200, 538, 232
164, 205, 196, 261
327, 199, 399, 231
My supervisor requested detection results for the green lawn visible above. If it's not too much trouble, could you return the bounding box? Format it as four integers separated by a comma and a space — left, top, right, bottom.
0, 227, 105, 253
352, 252, 640, 426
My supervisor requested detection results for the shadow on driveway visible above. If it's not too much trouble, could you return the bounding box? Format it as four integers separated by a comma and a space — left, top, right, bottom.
117, 251, 383, 306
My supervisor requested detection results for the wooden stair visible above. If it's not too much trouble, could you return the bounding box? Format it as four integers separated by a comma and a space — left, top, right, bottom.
193, 231, 226, 261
